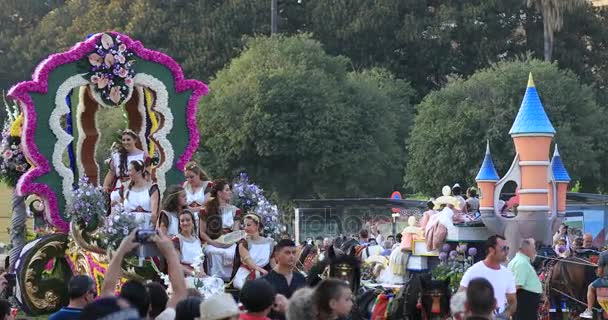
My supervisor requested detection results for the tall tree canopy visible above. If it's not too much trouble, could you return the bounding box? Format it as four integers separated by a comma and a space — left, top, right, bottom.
199, 34, 414, 199
405, 58, 608, 195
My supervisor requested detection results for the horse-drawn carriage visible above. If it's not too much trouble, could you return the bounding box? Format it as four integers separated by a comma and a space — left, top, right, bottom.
6, 32, 208, 315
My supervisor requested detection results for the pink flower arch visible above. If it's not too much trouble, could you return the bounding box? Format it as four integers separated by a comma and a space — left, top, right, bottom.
7, 32, 208, 232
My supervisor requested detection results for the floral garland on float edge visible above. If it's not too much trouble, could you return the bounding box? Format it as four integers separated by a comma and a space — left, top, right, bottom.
7, 32, 208, 232
134, 73, 174, 195
431, 243, 477, 293
0, 97, 30, 187
51, 75, 88, 204
232, 173, 285, 237
79, 33, 136, 107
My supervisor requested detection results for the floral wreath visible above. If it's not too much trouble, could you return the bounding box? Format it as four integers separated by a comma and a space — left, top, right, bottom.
0, 97, 30, 187
81, 33, 136, 106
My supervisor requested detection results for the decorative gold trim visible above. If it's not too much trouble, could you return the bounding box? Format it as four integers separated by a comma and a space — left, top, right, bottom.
24, 240, 65, 311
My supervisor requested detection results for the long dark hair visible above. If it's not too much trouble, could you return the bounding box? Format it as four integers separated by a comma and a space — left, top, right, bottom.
313, 279, 350, 319
204, 179, 230, 216
118, 130, 139, 177
178, 209, 197, 236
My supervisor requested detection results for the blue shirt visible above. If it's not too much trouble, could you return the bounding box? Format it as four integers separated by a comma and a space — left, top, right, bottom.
49, 307, 82, 320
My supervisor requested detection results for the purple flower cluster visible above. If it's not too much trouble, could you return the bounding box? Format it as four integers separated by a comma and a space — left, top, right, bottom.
232, 172, 284, 236
102, 204, 138, 250
66, 176, 106, 228
432, 241, 476, 292
84, 33, 135, 106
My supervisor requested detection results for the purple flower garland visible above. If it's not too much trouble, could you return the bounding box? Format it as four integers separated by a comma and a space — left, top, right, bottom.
7, 32, 208, 232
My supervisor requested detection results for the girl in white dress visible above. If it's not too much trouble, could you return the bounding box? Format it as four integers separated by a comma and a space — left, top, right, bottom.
103, 129, 146, 205
158, 185, 187, 237
173, 210, 205, 275
183, 161, 213, 214
199, 180, 242, 281
122, 160, 160, 228
233, 214, 274, 289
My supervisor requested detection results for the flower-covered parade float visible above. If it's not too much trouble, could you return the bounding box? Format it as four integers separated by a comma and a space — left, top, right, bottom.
6, 32, 208, 315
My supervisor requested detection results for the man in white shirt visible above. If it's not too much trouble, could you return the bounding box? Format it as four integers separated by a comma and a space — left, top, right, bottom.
459, 235, 517, 318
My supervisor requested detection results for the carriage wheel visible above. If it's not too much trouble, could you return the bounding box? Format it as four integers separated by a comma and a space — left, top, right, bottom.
15, 234, 72, 315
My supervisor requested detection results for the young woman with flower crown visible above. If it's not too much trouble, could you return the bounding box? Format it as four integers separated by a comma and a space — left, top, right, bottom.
183, 161, 213, 214
158, 184, 187, 237
233, 213, 274, 289
122, 159, 160, 227
198, 180, 242, 281
103, 129, 147, 205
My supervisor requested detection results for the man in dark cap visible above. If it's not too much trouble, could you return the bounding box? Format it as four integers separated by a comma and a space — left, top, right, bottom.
49, 275, 96, 320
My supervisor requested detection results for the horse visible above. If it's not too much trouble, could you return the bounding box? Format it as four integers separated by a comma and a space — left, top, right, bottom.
307, 244, 361, 294
536, 245, 599, 319
307, 244, 365, 320
354, 273, 451, 320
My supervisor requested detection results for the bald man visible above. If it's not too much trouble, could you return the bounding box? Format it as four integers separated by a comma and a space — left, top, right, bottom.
582, 234, 599, 251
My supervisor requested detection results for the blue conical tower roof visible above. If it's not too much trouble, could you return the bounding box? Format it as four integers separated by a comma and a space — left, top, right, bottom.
551, 145, 571, 183
509, 73, 556, 136
476, 141, 500, 182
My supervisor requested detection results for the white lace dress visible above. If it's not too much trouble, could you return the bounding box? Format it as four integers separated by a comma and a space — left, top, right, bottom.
109, 150, 145, 203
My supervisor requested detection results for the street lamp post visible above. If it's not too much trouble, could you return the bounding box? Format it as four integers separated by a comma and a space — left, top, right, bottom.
392, 213, 400, 237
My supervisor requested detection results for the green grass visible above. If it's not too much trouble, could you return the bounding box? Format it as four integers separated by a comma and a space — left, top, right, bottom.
0, 184, 13, 244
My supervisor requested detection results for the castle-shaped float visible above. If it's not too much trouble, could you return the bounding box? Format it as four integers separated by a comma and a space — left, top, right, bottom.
473, 73, 570, 256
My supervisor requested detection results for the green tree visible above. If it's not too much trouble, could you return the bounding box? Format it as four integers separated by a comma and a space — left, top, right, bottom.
199, 34, 414, 199
405, 58, 608, 195
0, 0, 65, 89
0, 0, 270, 90
526, 0, 586, 61
299, 0, 532, 98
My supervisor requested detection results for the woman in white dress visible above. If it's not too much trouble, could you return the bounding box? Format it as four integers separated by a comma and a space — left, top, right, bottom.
103, 129, 146, 205
122, 160, 160, 228
183, 161, 213, 214
233, 214, 274, 289
173, 209, 226, 297
158, 185, 187, 237
199, 180, 242, 281
173, 210, 205, 275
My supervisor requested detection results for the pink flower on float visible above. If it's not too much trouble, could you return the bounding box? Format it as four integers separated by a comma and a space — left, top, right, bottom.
91, 74, 100, 83
118, 43, 127, 52
101, 33, 114, 50
88, 53, 103, 67
97, 76, 109, 89
116, 54, 126, 64
124, 77, 133, 86
3, 150, 13, 159
109, 86, 121, 104
118, 68, 128, 78
104, 54, 115, 67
